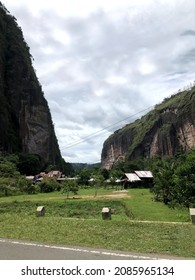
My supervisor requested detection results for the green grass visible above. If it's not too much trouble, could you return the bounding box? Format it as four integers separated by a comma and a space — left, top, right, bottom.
124, 189, 189, 222
0, 188, 110, 202
0, 199, 127, 220
0, 214, 194, 258
0, 188, 194, 258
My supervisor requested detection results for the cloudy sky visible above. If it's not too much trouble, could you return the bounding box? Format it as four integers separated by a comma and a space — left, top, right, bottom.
3, 0, 195, 163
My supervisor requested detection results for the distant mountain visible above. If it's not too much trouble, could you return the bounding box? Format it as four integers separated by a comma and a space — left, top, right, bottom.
0, 3, 63, 168
101, 86, 195, 169
71, 162, 101, 170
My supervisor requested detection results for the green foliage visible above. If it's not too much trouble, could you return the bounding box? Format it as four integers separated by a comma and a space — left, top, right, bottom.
110, 168, 124, 180
78, 168, 91, 185
104, 86, 195, 164
0, 153, 39, 196
152, 159, 176, 204
17, 177, 36, 194
61, 160, 75, 177
17, 154, 41, 175
0, 177, 17, 196
93, 174, 105, 197
107, 149, 195, 208
44, 164, 56, 173
173, 152, 195, 207
100, 168, 110, 180
114, 157, 146, 173
0, 153, 20, 177
39, 179, 60, 193
61, 179, 79, 198
151, 150, 195, 208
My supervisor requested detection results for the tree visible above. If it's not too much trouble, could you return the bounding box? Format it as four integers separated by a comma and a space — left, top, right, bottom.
61, 160, 75, 177
93, 174, 105, 197
173, 151, 195, 207
18, 154, 41, 175
150, 150, 195, 208
0, 177, 17, 196
17, 177, 36, 194
101, 168, 110, 180
0, 159, 20, 177
44, 164, 56, 173
78, 168, 91, 186
0, 154, 20, 196
151, 159, 175, 204
39, 178, 60, 193
62, 179, 79, 198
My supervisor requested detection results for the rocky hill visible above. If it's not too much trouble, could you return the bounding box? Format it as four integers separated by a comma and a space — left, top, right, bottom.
101, 86, 195, 169
0, 3, 62, 168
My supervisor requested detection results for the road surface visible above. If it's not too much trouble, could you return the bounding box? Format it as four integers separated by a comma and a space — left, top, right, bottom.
0, 238, 188, 260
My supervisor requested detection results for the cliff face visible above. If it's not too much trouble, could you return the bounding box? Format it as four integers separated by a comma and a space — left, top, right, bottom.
0, 3, 62, 167
101, 86, 195, 169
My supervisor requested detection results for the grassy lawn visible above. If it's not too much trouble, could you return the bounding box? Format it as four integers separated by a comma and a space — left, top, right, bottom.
0, 188, 194, 258
123, 189, 189, 222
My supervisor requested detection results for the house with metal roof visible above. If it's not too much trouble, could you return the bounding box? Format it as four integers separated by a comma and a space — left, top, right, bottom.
121, 173, 141, 188
121, 171, 153, 188
122, 173, 141, 182
134, 171, 153, 178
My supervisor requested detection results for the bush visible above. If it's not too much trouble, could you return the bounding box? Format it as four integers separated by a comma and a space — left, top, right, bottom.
150, 150, 195, 208
39, 179, 60, 193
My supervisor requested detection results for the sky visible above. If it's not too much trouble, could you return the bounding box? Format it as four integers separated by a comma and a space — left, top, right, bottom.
2, 0, 195, 163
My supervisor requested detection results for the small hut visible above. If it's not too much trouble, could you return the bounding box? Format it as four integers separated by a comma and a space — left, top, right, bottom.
121, 173, 141, 188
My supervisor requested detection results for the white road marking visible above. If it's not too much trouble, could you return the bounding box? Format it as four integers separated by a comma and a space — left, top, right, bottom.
0, 238, 168, 259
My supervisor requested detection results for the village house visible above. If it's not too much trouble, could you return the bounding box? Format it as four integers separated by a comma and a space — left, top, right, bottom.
134, 171, 153, 187
121, 171, 153, 188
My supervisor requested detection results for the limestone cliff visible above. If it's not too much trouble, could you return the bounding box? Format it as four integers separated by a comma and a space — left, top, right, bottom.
101, 86, 195, 169
0, 3, 62, 167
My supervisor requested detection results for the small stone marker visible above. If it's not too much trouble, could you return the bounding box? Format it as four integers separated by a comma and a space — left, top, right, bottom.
36, 206, 45, 217
189, 208, 195, 224
102, 207, 111, 220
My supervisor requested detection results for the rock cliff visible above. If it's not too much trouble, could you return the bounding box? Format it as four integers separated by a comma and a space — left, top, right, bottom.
101, 86, 195, 169
0, 3, 62, 168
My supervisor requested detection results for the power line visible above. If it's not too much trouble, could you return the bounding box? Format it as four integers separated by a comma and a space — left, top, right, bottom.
60, 104, 154, 150
61, 82, 195, 164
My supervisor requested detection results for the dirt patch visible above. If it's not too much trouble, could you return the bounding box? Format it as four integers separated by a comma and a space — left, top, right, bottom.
80, 192, 130, 199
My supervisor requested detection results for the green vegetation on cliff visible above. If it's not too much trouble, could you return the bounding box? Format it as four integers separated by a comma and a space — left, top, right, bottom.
101, 86, 195, 208
101, 85, 195, 167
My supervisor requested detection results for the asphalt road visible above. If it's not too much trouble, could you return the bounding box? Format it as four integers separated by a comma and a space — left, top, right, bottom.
0, 238, 187, 260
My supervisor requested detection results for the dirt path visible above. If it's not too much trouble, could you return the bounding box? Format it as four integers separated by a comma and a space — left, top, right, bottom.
80, 192, 130, 199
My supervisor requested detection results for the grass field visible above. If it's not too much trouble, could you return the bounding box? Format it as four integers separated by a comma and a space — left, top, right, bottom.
0, 188, 194, 258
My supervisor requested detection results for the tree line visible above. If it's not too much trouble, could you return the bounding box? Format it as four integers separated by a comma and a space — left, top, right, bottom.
0, 150, 194, 208
112, 149, 195, 208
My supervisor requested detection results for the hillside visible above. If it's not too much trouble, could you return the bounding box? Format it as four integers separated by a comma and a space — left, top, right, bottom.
101, 86, 195, 169
0, 3, 63, 168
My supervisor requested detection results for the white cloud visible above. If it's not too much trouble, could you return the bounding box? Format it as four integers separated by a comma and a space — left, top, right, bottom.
52, 30, 72, 45
2, 0, 195, 163
138, 59, 156, 75
106, 75, 127, 85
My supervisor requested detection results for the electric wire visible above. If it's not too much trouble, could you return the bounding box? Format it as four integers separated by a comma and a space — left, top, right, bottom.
60, 104, 154, 150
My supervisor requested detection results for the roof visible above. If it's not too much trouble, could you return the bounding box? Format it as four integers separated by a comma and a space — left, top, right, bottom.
47, 170, 61, 177
26, 176, 34, 180
115, 179, 121, 183
88, 178, 95, 182
134, 171, 153, 178
123, 173, 141, 182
